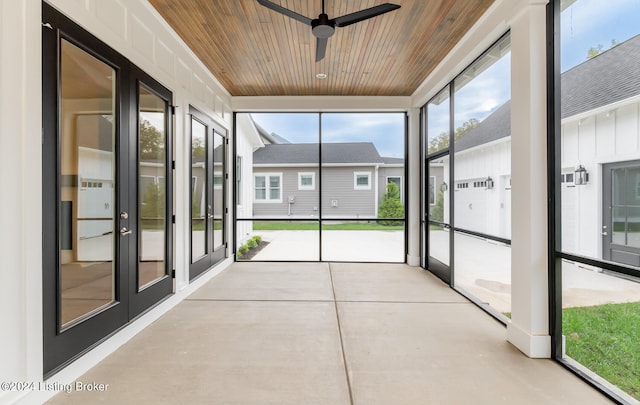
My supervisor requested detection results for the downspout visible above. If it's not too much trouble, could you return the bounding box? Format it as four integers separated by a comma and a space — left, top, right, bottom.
375, 165, 379, 219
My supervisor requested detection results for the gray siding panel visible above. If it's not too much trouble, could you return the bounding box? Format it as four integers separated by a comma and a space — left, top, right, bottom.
252, 166, 377, 218
322, 166, 376, 218
253, 168, 319, 217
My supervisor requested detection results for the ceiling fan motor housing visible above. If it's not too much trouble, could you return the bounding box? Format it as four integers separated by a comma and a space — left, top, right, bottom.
312, 14, 335, 38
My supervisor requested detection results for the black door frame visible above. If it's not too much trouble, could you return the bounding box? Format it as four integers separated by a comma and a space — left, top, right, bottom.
602, 160, 640, 267
42, 3, 173, 376
189, 106, 227, 280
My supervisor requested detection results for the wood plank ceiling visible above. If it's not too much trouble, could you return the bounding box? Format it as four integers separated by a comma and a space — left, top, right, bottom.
148, 0, 495, 96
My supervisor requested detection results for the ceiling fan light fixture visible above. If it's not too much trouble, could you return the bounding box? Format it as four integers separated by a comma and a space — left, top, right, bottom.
315, 73, 328, 79
257, 0, 400, 62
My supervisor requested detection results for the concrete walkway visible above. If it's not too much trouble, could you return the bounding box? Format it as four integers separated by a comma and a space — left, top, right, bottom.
246, 229, 640, 313
46, 262, 612, 404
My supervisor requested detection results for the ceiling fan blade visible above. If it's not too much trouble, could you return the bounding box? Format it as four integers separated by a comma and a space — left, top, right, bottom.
316, 37, 328, 62
256, 0, 313, 26
333, 3, 400, 27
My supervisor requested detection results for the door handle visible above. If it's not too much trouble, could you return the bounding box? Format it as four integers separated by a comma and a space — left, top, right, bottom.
120, 227, 132, 236
207, 214, 214, 219
602, 232, 608, 236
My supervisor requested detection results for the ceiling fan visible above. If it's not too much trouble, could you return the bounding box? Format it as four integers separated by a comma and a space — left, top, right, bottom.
257, 0, 401, 62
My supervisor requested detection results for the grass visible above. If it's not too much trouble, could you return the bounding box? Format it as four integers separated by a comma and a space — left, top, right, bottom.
252, 221, 404, 231
562, 301, 640, 399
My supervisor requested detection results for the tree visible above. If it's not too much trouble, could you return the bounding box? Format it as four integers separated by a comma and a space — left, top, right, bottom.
378, 182, 404, 226
141, 183, 165, 219
140, 119, 165, 160
428, 118, 480, 154
587, 39, 619, 59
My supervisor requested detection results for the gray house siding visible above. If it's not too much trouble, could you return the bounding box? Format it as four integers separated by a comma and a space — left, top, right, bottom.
253, 167, 319, 217
253, 166, 377, 218
378, 166, 404, 204
321, 166, 376, 218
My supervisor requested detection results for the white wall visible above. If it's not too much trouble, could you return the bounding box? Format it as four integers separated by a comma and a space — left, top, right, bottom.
2, 1, 235, 403
454, 139, 511, 239
561, 98, 640, 258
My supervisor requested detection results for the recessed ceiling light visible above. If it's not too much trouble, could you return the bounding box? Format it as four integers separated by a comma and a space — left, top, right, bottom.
315, 73, 327, 79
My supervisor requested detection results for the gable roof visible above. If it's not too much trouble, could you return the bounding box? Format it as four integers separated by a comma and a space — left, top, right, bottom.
452, 34, 640, 152
561, 34, 640, 118
254, 142, 385, 165
454, 101, 511, 153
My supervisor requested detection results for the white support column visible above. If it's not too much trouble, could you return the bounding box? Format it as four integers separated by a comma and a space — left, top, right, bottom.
0, 0, 43, 403
507, 0, 551, 358
407, 107, 421, 266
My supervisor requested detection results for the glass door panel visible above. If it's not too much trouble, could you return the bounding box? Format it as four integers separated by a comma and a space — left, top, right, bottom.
138, 85, 167, 289
59, 39, 116, 328
213, 132, 225, 250
191, 118, 208, 262
427, 155, 451, 283
189, 106, 227, 280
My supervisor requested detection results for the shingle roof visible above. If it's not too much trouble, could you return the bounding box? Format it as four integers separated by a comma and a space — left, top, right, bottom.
561, 34, 640, 118
453, 34, 640, 151
454, 101, 511, 153
254, 142, 384, 164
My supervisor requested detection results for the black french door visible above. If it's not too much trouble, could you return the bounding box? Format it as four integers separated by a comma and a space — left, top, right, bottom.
43, 3, 173, 376
189, 106, 227, 280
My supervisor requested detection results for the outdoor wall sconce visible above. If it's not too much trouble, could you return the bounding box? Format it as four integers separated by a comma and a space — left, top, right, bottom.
441, 182, 448, 192
485, 176, 494, 190
574, 165, 589, 185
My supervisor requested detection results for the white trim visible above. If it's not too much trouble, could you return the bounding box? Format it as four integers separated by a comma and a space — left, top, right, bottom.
354, 171, 372, 190
254, 172, 283, 203
298, 172, 315, 190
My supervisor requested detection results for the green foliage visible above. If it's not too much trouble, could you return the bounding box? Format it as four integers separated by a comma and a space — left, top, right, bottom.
563, 302, 640, 399
251, 235, 262, 244
379, 182, 404, 226
587, 39, 620, 59
430, 190, 444, 222
140, 119, 165, 161
247, 238, 257, 249
141, 183, 165, 219
428, 118, 480, 154
238, 244, 249, 255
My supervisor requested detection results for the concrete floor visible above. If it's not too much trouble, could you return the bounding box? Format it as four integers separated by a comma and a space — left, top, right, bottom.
47, 262, 612, 404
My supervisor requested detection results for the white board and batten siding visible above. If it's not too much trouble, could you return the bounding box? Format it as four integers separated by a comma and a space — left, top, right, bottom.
561, 99, 640, 258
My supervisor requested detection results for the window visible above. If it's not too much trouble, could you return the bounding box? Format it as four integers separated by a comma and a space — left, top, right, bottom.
254, 173, 282, 202
354, 172, 371, 190
298, 172, 315, 190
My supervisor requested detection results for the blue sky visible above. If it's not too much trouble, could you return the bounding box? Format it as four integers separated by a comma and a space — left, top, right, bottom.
251, 112, 405, 158
561, 0, 640, 72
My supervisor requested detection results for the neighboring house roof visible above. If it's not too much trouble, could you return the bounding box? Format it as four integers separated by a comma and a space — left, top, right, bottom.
254, 142, 389, 165
454, 101, 511, 153
252, 118, 290, 144
381, 157, 404, 165
561, 34, 640, 119
452, 34, 640, 152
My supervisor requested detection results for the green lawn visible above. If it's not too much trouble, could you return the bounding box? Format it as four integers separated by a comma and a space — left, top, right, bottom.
252, 221, 404, 231
563, 301, 640, 399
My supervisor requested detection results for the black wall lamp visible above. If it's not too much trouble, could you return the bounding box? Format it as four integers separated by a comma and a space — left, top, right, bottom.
574, 165, 589, 185
485, 176, 494, 190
